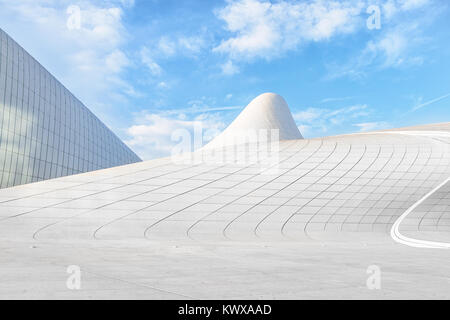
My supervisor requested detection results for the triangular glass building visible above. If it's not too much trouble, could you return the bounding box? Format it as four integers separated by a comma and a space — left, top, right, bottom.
0, 28, 141, 189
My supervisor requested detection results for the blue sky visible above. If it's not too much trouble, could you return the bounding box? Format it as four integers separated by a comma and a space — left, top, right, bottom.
0, 0, 449, 160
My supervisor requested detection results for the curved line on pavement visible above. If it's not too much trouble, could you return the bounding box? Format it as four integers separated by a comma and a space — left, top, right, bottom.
390, 177, 450, 249
383, 130, 450, 249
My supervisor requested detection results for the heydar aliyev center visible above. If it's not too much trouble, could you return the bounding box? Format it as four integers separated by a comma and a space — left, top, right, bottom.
1, 29, 450, 299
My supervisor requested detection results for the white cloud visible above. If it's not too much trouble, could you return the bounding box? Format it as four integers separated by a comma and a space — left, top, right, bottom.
214, 0, 434, 77
157, 100, 243, 117
214, 0, 365, 60
2, 1, 127, 52
140, 47, 163, 76
157, 81, 170, 89
154, 35, 206, 58
326, 0, 434, 79
0, 0, 138, 128
294, 108, 324, 123
139, 34, 207, 79
368, 32, 407, 66
221, 60, 240, 75
412, 93, 450, 111
399, 0, 430, 10
327, 24, 427, 80
126, 114, 194, 159
157, 37, 177, 56
105, 49, 130, 73
294, 105, 369, 122
125, 112, 226, 160
125, 96, 243, 159
178, 36, 206, 54
293, 104, 371, 137
119, 0, 135, 8
354, 121, 389, 132
363, 28, 424, 68
320, 96, 356, 103
381, 0, 399, 19
381, 0, 430, 19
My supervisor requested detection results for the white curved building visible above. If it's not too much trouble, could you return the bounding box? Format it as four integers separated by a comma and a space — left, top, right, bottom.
0, 86, 449, 298
204, 92, 302, 150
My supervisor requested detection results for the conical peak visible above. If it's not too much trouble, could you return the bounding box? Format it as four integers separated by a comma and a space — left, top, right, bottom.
233, 93, 297, 136
249, 92, 286, 105
240, 93, 289, 118
204, 93, 303, 149
247, 92, 287, 110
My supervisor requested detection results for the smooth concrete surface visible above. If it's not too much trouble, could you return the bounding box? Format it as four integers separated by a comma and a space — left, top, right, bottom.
0, 123, 450, 299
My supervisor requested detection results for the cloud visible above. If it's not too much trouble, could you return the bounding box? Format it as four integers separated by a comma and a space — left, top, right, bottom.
157, 81, 170, 89
367, 32, 408, 67
320, 96, 356, 103
140, 47, 163, 76
381, 0, 431, 19
294, 108, 325, 123
157, 99, 243, 117
213, 0, 433, 78
214, 0, 365, 61
412, 93, 450, 111
0, 0, 139, 128
221, 60, 240, 75
400, 0, 430, 11
178, 36, 206, 54
354, 121, 389, 132
294, 105, 369, 122
126, 114, 199, 158
326, 0, 434, 79
5, 1, 127, 55
293, 104, 371, 137
153, 35, 207, 59
119, 0, 135, 9
157, 37, 177, 56
364, 26, 425, 68
293, 104, 389, 137
327, 26, 426, 80
125, 96, 243, 159
105, 49, 131, 73
138, 34, 207, 79
125, 112, 226, 160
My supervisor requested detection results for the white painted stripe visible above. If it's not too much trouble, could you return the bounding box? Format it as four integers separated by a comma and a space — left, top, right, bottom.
381, 131, 450, 249
390, 177, 450, 249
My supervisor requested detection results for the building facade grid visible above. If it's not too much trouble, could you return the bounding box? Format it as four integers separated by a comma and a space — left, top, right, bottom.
0, 28, 141, 189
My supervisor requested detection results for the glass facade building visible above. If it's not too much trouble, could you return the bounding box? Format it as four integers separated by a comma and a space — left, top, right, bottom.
0, 28, 141, 189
